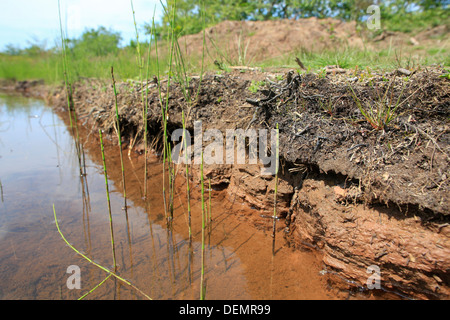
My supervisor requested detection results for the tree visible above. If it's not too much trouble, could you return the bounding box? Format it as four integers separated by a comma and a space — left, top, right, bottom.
146, 0, 253, 38
69, 26, 122, 57
417, 0, 449, 9
145, 0, 449, 37
3, 44, 22, 56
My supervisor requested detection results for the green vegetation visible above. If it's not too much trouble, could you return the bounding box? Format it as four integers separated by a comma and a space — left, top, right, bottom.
16, 0, 445, 301
379, 5, 449, 33
248, 80, 266, 93
272, 123, 279, 256
1, 1, 448, 84
53, 204, 152, 300
182, 110, 192, 243
347, 77, 420, 130
150, 0, 449, 37
68, 26, 122, 57
111, 66, 128, 209
98, 129, 117, 272
200, 151, 206, 300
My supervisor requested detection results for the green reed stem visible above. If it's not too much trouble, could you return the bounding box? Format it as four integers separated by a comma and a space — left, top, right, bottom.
143, 9, 157, 200
111, 66, 127, 210
58, 0, 84, 179
151, 15, 168, 220
208, 177, 212, 242
168, 143, 174, 220
99, 129, 117, 271
194, 0, 207, 103
158, 0, 177, 222
131, 0, 149, 200
53, 205, 151, 300
78, 274, 112, 300
58, 0, 72, 127
272, 123, 279, 256
200, 151, 206, 300
182, 110, 192, 242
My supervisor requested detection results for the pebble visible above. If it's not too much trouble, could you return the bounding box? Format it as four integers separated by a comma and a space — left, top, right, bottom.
396, 68, 412, 76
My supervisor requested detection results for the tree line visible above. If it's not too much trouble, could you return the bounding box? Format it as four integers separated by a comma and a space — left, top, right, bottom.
2, 0, 447, 56
149, 0, 449, 36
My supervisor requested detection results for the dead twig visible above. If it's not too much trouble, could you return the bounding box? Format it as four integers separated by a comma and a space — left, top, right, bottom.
404, 122, 450, 161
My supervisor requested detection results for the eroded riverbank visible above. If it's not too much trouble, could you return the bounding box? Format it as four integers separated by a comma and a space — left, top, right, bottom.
0, 92, 346, 300
2, 66, 449, 299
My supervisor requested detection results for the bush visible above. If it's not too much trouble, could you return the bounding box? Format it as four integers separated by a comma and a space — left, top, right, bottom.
67, 26, 122, 57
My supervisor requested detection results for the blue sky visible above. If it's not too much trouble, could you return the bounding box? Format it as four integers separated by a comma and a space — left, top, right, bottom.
0, 0, 163, 51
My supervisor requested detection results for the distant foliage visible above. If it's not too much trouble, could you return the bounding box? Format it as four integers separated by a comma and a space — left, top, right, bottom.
67, 26, 122, 57
145, 0, 449, 38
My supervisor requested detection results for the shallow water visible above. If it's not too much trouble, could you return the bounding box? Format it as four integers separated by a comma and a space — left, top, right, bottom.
0, 93, 342, 300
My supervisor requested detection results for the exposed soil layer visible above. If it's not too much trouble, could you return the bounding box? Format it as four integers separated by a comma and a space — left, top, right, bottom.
1, 16, 449, 298
2, 61, 450, 300
2, 62, 449, 299
179, 18, 449, 65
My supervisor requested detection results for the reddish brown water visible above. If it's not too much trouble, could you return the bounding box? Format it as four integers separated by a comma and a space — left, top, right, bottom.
0, 94, 349, 300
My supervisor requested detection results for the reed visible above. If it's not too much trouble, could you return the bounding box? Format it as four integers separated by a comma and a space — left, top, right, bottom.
167, 143, 175, 220
57, 0, 73, 126
272, 123, 279, 256
78, 274, 112, 300
143, 9, 157, 200
181, 110, 192, 241
130, 0, 149, 200
150, 15, 167, 220
173, 0, 206, 120
200, 151, 206, 300
157, 0, 177, 223
58, 0, 84, 178
53, 205, 151, 299
208, 177, 212, 232
111, 66, 127, 210
99, 129, 117, 271
182, 109, 194, 285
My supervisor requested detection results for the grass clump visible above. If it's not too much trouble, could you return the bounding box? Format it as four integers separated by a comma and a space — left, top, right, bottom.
347, 78, 420, 131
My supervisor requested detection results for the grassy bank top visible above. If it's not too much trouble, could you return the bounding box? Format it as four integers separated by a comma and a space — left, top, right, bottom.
0, 2, 448, 84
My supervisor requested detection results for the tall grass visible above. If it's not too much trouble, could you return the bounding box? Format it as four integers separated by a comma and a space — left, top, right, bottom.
99, 129, 117, 272
200, 151, 206, 300
208, 177, 212, 234
143, 10, 157, 200
181, 110, 192, 242
58, 0, 85, 181
167, 143, 175, 219
156, 0, 177, 224
130, 0, 149, 200
57, 0, 73, 125
347, 78, 418, 130
111, 66, 127, 210
272, 123, 279, 256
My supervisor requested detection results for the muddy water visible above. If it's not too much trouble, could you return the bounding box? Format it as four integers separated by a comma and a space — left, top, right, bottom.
0, 93, 342, 300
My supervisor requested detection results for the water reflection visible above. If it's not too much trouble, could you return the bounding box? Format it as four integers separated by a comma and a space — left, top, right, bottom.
0, 93, 335, 300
